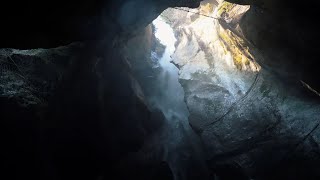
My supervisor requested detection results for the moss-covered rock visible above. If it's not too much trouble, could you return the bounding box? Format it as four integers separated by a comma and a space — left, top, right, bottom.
218, 25, 252, 70
217, 1, 236, 17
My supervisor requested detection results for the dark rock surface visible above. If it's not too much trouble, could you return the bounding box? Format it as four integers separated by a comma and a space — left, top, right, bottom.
1, 1, 205, 179
238, 0, 320, 91
0, 0, 202, 49
2, 0, 320, 179
0, 42, 169, 180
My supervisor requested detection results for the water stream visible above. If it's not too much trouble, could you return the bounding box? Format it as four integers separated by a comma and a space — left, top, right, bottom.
148, 16, 210, 180
152, 15, 189, 122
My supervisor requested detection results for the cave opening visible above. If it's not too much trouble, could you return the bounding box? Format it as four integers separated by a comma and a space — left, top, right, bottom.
2, 0, 320, 180
123, 1, 320, 179
151, 14, 188, 122
124, 1, 259, 179
148, 1, 255, 121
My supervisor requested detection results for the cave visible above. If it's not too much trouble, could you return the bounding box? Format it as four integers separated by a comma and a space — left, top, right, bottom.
1, 0, 320, 180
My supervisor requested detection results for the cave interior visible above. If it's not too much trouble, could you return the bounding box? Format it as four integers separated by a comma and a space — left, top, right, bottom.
1, 0, 320, 180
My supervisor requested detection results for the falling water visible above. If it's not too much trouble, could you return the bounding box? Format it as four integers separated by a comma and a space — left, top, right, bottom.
151, 17, 189, 121
149, 16, 210, 180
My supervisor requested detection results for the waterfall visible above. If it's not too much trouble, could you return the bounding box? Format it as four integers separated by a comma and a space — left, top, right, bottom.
152, 16, 189, 122
148, 16, 210, 180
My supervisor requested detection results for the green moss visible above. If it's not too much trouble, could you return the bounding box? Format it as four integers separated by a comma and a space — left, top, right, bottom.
217, 2, 235, 16
218, 28, 252, 70
245, 58, 250, 65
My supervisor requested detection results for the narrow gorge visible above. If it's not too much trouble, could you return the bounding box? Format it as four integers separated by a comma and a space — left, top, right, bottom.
1, 0, 320, 180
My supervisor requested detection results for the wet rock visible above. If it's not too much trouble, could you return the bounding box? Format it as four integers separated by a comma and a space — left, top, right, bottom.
2, 0, 320, 179
167, 2, 320, 179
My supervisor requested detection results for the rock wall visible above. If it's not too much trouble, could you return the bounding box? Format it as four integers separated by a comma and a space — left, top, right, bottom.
165, 2, 320, 179
0, 0, 203, 49
2, 0, 320, 179
238, 0, 320, 91
1, 1, 206, 179
0, 41, 172, 180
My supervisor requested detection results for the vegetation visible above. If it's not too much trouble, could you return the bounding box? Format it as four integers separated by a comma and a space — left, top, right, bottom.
218, 27, 252, 70
217, 1, 236, 17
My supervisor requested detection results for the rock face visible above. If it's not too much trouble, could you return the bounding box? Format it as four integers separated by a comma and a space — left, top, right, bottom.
123, 15, 212, 180
2, 0, 320, 179
0, 0, 203, 49
165, 2, 320, 179
1, 1, 206, 179
0, 44, 84, 106
0, 44, 82, 179
238, 0, 320, 91
0, 42, 170, 180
